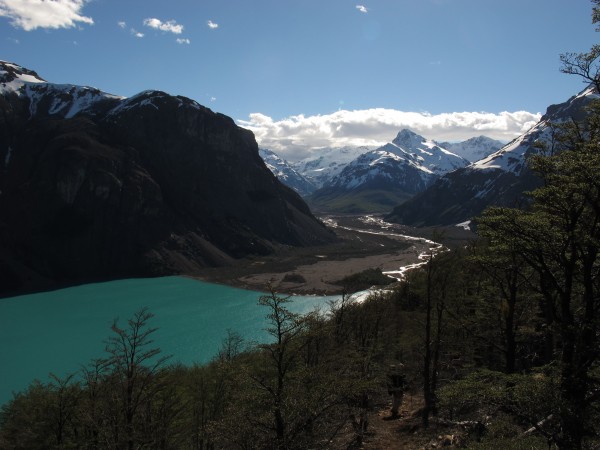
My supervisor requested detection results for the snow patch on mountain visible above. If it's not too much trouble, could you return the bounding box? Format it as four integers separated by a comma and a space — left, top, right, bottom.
291, 146, 373, 188
1, 60, 124, 119
438, 136, 504, 163
471, 85, 599, 174
389, 129, 469, 174
0, 60, 45, 93
259, 148, 317, 196
315, 129, 469, 194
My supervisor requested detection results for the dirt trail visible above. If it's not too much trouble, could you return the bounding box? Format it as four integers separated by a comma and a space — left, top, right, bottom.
360, 394, 430, 450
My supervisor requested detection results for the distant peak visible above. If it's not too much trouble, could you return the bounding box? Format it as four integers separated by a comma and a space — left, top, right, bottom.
395, 128, 419, 139
392, 129, 425, 147
0, 60, 46, 85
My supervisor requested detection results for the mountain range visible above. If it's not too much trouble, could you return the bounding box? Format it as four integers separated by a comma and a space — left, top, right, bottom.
0, 61, 334, 294
386, 85, 598, 226
261, 85, 597, 223
2, 59, 592, 293
260, 131, 503, 213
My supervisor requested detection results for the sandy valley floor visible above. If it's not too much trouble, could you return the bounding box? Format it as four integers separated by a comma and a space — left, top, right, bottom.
194, 215, 475, 295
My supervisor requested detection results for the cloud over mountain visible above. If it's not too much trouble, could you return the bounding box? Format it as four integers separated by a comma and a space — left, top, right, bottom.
238, 108, 541, 161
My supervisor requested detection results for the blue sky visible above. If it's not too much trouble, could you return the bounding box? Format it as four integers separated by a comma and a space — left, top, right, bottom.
1, 0, 597, 158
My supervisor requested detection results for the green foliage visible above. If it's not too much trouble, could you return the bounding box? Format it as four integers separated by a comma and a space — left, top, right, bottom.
334, 268, 395, 291
308, 188, 413, 214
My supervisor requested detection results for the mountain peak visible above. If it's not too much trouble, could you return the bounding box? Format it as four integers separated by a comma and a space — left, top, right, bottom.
437, 135, 505, 163
0, 60, 46, 90
392, 129, 424, 148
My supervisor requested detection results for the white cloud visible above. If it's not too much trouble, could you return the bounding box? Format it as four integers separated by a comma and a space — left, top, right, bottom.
0, 0, 93, 31
356, 5, 368, 13
176, 38, 190, 44
119, 21, 143, 38
143, 17, 183, 34
238, 108, 541, 161
207, 20, 219, 29
210, 96, 216, 102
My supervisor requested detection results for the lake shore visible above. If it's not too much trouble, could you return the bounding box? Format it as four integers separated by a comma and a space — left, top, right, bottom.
192, 215, 475, 295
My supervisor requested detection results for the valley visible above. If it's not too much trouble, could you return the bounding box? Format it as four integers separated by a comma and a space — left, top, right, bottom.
193, 214, 475, 295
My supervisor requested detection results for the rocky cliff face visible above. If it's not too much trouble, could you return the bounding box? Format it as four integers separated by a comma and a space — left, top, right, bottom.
0, 61, 334, 294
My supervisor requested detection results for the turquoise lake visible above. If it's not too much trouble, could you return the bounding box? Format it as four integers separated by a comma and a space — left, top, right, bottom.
0, 276, 338, 406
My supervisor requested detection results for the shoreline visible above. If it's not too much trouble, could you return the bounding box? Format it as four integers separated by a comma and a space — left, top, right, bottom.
2, 215, 476, 299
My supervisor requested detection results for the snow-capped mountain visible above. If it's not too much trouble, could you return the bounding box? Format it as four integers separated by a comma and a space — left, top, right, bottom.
327, 149, 432, 192
389, 129, 469, 174
291, 146, 372, 188
0, 60, 124, 118
327, 129, 469, 191
387, 85, 599, 227
468, 86, 594, 174
259, 148, 316, 196
308, 130, 469, 213
437, 136, 504, 163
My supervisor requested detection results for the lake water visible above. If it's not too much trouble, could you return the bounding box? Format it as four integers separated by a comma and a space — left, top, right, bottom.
0, 276, 339, 406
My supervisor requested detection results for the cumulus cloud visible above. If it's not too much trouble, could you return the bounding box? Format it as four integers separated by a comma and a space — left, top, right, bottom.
207, 20, 218, 29
0, 0, 93, 31
356, 5, 368, 13
143, 17, 183, 34
238, 108, 541, 161
176, 38, 190, 44
117, 21, 126, 29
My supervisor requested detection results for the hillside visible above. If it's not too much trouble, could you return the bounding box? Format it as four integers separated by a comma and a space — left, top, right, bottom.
0, 61, 334, 294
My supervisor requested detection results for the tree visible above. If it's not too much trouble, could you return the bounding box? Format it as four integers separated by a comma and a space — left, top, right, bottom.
241, 288, 312, 450
103, 307, 170, 450
477, 104, 600, 449
560, 0, 600, 91
474, 228, 534, 373
473, 4, 600, 446
420, 244, 456, 428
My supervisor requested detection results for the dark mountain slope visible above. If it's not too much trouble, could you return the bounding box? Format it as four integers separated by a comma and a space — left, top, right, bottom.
0, 61, 333, 293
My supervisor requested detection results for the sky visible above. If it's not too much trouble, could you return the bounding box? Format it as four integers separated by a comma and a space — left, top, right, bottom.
0, 0, 598, 160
